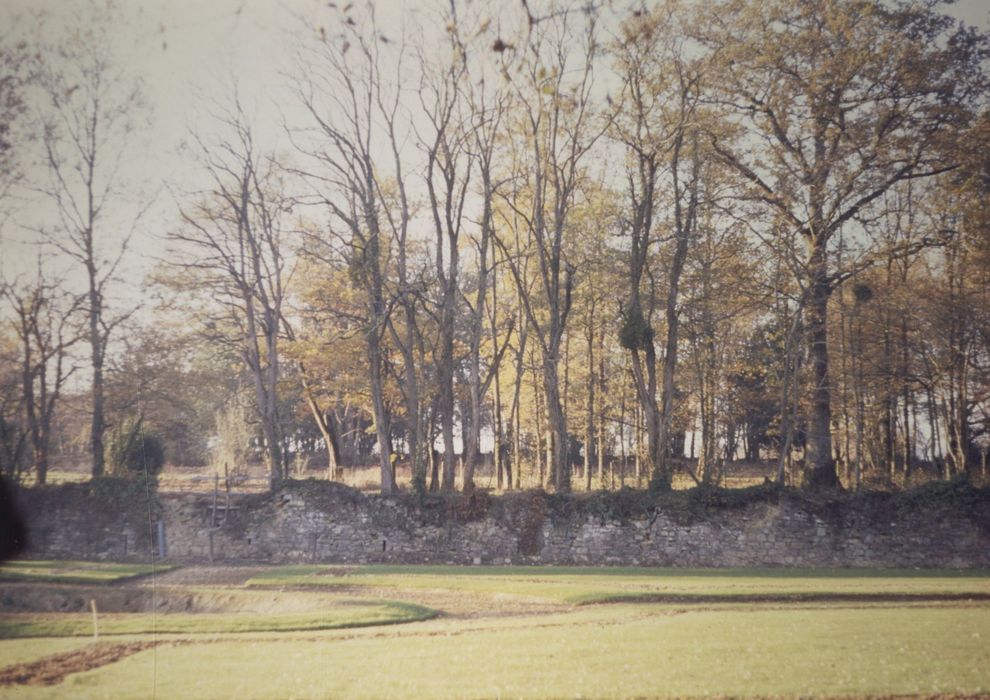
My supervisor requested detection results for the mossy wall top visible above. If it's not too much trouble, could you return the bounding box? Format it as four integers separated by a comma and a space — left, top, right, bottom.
13, 480, 990, 568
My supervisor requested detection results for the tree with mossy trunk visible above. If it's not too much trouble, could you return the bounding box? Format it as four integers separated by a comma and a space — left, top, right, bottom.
612, 1, 706, 491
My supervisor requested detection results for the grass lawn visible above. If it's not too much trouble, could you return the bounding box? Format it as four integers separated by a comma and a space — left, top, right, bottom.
2, 565, 988, 699
0, 561, 171, 585
0, 639, 92, 668
3, 604, 988, 699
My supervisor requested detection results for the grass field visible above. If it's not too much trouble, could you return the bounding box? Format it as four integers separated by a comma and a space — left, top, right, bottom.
2, 564, 989, 699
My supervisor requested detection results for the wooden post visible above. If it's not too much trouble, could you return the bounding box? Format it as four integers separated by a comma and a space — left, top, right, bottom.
90, 599, 99, 640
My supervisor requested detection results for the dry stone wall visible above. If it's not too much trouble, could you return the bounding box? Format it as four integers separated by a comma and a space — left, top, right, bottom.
14, 481, 990, 568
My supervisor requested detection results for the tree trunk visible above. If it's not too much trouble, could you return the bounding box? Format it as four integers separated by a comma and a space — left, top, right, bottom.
427, 404, 439, 492
618, 385, 627, 490
805, 251, 840, 490
21, 336, 41, 483
89, 281, 106, 477
543, 349, 570, 492
303, 393, 339, 480
463, 348, 482, 493
534, 360, 544, 488
399, 299, 425, 493
584, 323, 595, 492
368, 332, 395, 495
492, 328, 507, 493
510, 313, 527, 491
597, 327, 606, 488
837, 282, 852, 484
634, 401, 642, 487
440, 315, 457, 492
926, 386, 941, 476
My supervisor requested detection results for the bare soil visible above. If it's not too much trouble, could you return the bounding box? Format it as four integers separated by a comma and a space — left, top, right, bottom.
138, 564, 273, 587
0, 641, 181, 686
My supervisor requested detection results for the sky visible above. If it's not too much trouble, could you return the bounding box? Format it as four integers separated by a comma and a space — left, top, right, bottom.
2, 0, 989, 291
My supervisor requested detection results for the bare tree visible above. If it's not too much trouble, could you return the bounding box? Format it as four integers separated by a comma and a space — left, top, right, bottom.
495, 6, 609, 492
291, 7, 412, 494
0, 29, 33, 213
419, 26, 472, 492
0, 30, 36, 482
1, 266, 82, 483
460, 99, 514, 492
168, 102, 292, 488
32, 10, 145, 477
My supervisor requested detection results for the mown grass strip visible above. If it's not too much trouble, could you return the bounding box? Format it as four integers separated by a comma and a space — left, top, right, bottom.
244, 564, 990, 605
569, 590, 990, 605
0, 601, 437, 638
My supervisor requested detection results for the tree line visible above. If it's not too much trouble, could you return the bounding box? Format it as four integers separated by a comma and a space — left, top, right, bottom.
2, 0, 989, 495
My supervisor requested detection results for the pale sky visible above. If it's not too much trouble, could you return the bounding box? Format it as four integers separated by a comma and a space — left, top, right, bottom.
0, 0, 461, 289
1, 0, 988, 293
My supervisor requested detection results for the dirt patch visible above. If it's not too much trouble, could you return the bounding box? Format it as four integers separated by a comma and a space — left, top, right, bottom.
140, 565, 272, 587
0, 640, 187, 687
349, 586, 565, 619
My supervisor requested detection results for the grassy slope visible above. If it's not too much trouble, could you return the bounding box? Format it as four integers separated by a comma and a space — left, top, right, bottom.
5, 605, 988, 699
0, 561, 171, 585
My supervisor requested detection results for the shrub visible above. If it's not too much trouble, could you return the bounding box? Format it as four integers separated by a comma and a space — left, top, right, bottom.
106, 417, 165, 477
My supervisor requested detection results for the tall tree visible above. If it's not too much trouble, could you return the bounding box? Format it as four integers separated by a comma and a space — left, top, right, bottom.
0, 29, 35, 481
291, 6, 412, 494
496, 5, 608, 492
698, 0, 987, 488
419, 22, 473, 492
459, 36, 514, 494
168, 102, 292, 487
32, 9, 146, 477
612, 2, 704, 489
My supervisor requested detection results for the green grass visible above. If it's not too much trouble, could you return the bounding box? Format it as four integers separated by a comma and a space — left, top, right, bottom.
0, 638, 92, 668
4, 604, 988, 699
246, 564, 990, 604
0, 561, 171, 585
2, 565, 989, 698
0, 601, 437, 638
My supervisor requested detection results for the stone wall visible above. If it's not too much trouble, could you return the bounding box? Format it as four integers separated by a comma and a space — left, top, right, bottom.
13, 480, 990, 568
